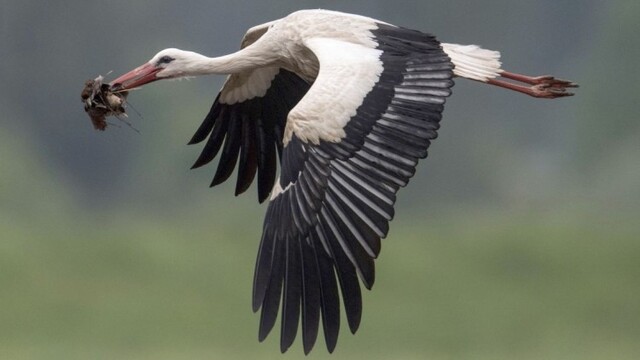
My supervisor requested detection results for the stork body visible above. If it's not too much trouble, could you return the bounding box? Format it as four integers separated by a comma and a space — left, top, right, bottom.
111, 9, 577, 354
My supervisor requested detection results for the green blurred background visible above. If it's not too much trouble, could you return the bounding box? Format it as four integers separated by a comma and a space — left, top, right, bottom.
1, 1, 639, 359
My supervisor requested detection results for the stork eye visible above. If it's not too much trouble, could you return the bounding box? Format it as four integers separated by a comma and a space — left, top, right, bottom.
157, 55, 175, 65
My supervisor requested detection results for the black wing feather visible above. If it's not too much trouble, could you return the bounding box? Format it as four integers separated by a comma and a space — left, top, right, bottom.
188, 93, 221, 145
235, 111, 259, 195
257, 228, 284, 341
211, 108, 242, 186
299, 237, 321, 354
190, 106, 230, 169
280, 234, 302, 353
318, 214, 364, 334
310, 231, 340, 353
256, 115, 277, 202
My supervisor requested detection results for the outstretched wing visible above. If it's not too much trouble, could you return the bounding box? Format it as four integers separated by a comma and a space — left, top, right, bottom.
253, 24, 455, 353
189, 21, 311, 203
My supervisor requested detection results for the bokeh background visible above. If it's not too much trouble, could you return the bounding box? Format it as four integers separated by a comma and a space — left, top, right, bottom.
2, 1, 639, 359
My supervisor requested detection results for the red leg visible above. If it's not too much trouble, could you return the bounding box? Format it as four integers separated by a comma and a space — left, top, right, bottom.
501, 71, 578, 88
487, 71, 578, 99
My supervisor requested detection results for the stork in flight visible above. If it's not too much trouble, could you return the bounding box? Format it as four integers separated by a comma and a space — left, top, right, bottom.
110, 9, 577, 354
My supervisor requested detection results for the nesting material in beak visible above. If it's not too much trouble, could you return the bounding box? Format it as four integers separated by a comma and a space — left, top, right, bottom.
81, 75, 128, 131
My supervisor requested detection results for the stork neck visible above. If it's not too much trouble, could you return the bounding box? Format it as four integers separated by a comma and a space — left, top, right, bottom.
193, 45, 281, 75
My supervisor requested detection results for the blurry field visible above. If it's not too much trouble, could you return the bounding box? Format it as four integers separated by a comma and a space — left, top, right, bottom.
1, 202, 638, 359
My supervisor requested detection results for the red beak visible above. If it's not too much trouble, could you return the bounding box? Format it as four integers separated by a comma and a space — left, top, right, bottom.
110, 63, 161, 90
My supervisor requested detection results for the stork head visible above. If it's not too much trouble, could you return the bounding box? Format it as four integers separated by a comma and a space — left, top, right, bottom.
111, 48, 207, 90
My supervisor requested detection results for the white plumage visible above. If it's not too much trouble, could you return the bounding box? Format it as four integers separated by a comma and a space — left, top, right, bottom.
109, 9, 577, 354
219, 66, 280, 104
441, 43, 503, 81
285, 37, 384, 144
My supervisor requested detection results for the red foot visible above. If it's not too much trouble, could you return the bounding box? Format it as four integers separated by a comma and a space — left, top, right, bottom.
529, 82, 576, 99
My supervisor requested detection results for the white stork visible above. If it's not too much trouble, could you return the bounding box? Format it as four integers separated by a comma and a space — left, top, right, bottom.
110, 9, 577, 354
